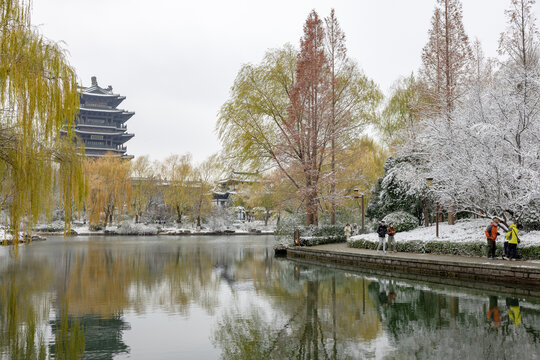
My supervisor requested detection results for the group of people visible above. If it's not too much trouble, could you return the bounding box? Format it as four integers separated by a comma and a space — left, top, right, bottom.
344, 216, 520, 260
485, 217, 520, 260
376, 220, 396, 253
343, 223, 360, 239
344, 220, 397, 254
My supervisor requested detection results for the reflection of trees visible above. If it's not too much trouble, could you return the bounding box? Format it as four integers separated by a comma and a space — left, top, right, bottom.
64, 248, 131, 316
0, 260, 53, 359
4, 237, 540, 359
214, 254, 540, 360
213, 260, 382, 359
0, 240, 231, 359
366, 279, 540, 359
58, 243, 221, 317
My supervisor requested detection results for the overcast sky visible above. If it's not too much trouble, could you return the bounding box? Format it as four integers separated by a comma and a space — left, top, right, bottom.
32, 0, 520, 163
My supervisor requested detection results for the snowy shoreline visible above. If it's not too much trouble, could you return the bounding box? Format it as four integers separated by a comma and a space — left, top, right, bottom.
34, 230, 275, 236
350, 219, 540, 247
32, 220, 276, 237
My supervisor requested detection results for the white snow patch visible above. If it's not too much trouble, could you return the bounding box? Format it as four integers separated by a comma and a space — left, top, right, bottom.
350, 219, 540, 246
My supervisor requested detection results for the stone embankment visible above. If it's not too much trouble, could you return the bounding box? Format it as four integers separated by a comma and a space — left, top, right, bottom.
285, 243, 540, 288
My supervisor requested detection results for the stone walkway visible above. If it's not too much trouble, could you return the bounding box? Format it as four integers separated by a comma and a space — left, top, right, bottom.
286, 242, 540, 286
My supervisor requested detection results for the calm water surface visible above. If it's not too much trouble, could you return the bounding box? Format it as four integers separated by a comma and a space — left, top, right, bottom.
1, 235, 540, 360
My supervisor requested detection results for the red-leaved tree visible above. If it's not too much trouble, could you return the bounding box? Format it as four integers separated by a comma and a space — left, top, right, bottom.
287, 10, 330, 226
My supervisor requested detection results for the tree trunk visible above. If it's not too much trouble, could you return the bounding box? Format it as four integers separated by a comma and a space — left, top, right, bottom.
448, 203, 456, 225
135, 214, 139, 224
196, 215, 201, 228
103, 206, 110, 227
423, 197, 429, 227
306, 191, 318, 226
176, 205, 182, 224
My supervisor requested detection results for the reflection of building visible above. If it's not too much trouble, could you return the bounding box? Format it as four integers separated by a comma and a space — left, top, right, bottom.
75, 76, 135, 158
50, 315, 130, 360
213, 171, 259, 207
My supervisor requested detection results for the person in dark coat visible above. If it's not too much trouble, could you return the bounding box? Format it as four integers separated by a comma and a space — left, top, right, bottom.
377, 220, 388, 253
387, 223, 397, 252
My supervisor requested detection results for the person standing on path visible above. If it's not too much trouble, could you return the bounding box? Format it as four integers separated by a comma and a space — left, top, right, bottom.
505, 223, 519, 261
377, 220, 388, 253
344, 223, 352, 240
387, 223, 396, 252
484, 217, 500, 259
352, 223, 359, 236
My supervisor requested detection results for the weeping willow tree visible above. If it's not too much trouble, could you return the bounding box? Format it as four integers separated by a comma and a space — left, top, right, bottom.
0, 0, 85, 244
84, 154, 132, 227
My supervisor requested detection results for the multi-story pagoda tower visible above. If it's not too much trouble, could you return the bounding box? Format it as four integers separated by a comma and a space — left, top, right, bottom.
75, 76, 134, 158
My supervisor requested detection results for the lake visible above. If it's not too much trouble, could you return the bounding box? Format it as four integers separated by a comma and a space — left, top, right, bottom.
1, 235, 539, 359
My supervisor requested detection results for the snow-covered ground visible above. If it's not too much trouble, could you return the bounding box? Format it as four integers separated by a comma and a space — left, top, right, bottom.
0, 228, 12, 241
350, 219, 540, 247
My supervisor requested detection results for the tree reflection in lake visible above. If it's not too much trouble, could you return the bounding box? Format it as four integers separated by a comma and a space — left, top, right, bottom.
1, 236, 540, 359
213, 257, 540, 360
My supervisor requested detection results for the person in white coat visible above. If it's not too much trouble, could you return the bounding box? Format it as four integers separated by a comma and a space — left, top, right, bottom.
344, 223, 352, 240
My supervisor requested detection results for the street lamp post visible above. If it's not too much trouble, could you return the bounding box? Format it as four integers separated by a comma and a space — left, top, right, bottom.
353, 189, 365, 234
426, 178, 439, 238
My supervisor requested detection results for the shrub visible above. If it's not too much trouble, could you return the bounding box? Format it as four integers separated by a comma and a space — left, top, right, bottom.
276, 217, 346, 246
116, 222, 158, 235
35, 220, 64, 232
382, 211, 418, 232
297, 235, 345, 247
275, 214, 305, 241
89, 224, 103, 232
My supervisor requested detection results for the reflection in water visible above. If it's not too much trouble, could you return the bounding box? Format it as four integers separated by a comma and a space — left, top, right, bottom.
50, 298, 85, 360
1, 236, 540, 359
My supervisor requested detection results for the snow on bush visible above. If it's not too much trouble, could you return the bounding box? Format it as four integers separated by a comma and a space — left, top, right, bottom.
205, 207, 237, 231
35, 220, 65, 232
383, 211, 418, 232
276, 216, 345, 245
116, 221, 158, 235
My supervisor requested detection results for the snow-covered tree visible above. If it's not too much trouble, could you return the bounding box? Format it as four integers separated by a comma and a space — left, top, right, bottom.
398, 0, 540, 227
366, 157, 425, 224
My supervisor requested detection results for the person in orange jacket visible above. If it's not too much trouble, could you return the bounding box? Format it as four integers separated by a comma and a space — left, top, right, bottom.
484, 217, 500, 259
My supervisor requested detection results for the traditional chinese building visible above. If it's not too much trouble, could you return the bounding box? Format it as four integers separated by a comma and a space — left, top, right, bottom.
213, 171, 259, 207
75, 76, 135, 158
